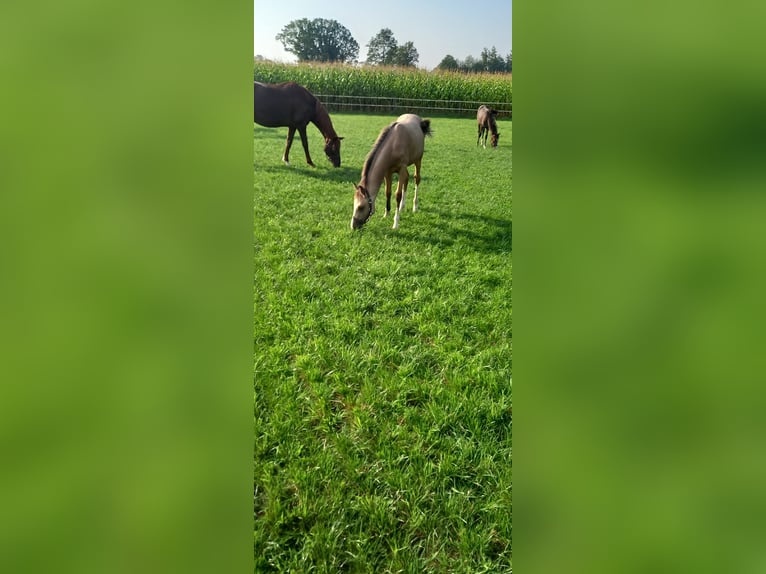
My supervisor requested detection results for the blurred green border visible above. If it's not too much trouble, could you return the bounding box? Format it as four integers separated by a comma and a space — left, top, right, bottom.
1, 2, 253, 573
519, 2, 766, 573
4, 0, 766, 572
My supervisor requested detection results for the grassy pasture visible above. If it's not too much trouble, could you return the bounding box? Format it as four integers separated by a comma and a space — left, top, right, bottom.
254, 113, 512, 572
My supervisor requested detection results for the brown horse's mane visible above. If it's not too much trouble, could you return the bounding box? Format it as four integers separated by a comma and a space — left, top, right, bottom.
485, 107, 499, 135
313, 99, 338, 140
362, 122, 397, 181
489, 115, 499, 135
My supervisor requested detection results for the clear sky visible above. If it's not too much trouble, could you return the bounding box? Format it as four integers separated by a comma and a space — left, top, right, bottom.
254, 0, 512, 70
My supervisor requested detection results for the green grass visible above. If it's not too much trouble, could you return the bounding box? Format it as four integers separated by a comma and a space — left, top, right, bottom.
254, 114, 512, 573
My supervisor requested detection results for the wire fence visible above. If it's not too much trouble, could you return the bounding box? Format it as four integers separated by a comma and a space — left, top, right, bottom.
314, 94, 512, 119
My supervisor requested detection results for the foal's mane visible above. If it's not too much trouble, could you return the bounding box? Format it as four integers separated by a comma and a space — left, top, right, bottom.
481, 106, 499, 135
362, 122, 397, 180
489, 114, 499, 135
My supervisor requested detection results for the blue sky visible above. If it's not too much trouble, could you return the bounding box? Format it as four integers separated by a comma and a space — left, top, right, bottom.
254, 0, 512, 70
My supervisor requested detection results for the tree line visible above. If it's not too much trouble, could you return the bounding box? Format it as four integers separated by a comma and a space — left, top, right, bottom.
436, 48, 512, 74
273, 18, 511, 73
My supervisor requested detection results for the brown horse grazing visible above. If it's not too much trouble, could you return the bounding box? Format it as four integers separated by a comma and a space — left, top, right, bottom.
477, 105, 500, 148
254, 81, 343, 167
351, 114, 432, 230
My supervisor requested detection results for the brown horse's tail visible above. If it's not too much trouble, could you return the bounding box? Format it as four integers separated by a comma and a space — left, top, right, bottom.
420, 119, 432, 137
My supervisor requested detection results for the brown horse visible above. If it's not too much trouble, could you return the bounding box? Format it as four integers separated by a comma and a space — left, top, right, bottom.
351, 114, 432, 230
477, 105, 500, 148
254, 81, 343, 167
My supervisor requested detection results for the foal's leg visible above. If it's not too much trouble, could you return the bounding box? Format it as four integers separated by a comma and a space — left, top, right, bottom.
383, 172, 393, 217
392, 169, 409, 229
477, 125, 483, 147
297, 125, 315, 167
412, 159, 422, 213
283, 127, 296, 165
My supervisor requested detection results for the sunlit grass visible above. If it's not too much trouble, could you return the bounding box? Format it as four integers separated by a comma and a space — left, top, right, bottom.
254, 113, 511, 573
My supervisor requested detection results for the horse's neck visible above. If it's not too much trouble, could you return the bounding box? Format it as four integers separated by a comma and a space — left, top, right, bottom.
359, 172, 384, 202
359, 158, 387, 202
312, 103, 337, 140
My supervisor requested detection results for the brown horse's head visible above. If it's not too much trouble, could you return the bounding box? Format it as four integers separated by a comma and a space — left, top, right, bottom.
351, 185, 374, 230
491, 132, 500, 147
324, 136, 344, 168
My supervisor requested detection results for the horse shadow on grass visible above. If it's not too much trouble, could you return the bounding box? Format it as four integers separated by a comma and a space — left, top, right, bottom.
254, 162, 359, 184
389, 206, 512, 255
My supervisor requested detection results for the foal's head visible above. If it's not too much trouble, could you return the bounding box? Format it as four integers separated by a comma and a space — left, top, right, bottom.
324, 136, 344, 168
489, 109, 500, 148
351, 185, 374, 230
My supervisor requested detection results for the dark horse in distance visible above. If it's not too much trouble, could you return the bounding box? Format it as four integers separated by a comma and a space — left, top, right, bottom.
254, 81, 344, 167
476, 105, 500, 148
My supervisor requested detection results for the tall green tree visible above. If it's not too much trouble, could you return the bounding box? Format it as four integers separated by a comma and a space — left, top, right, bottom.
276, 18, 359, 63
436, 54, 459, 71
462, 55, 481, 73
393, 42, 419, 67
365, 28, 398, 65
365, 29, 419, 67
481, 46, 506, 72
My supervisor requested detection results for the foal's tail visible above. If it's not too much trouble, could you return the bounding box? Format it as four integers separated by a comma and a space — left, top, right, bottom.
420, 119, 433, 137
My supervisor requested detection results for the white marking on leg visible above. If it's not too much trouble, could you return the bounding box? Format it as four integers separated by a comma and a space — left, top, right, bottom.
393, 197, 403, 229
393, 189, 405, 229
412, 184, 419, 212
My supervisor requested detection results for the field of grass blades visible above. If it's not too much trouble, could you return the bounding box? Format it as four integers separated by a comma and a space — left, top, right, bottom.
254, 113, 512, 573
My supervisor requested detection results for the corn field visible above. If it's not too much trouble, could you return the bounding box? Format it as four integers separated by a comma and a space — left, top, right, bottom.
253, 61, 512, 117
